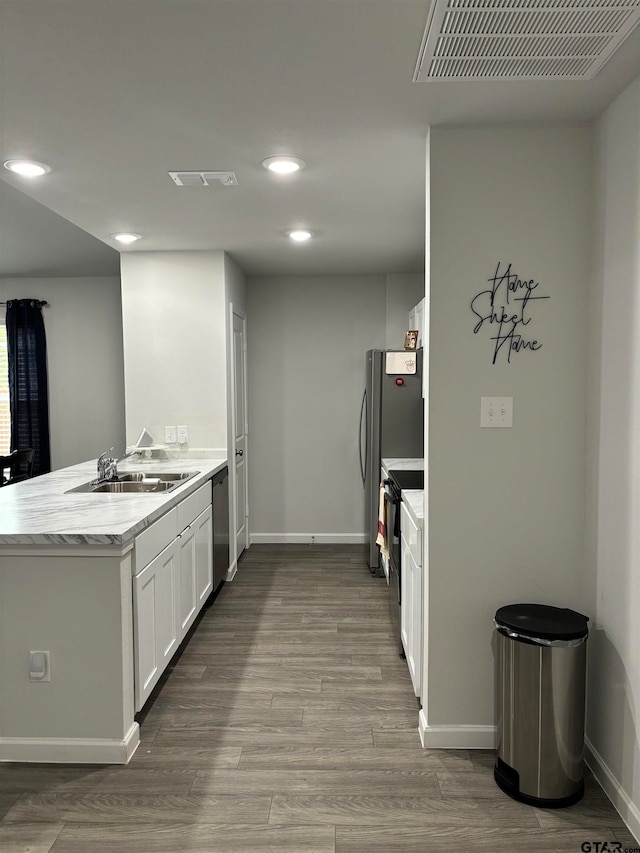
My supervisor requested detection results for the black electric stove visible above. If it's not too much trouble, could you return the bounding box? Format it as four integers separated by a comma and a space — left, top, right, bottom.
388, 469, 424, 492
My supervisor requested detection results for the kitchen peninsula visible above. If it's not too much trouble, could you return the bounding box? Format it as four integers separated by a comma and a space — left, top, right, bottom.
0, 456, 226, 765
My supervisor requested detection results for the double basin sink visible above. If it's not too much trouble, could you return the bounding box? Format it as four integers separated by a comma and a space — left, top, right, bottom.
67, 471, 199, 495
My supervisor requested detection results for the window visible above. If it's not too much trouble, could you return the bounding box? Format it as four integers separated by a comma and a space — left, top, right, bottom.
0, 323, 9, 454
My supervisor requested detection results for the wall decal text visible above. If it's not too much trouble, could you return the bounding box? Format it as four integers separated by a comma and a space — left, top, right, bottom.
471, 261, 549, 365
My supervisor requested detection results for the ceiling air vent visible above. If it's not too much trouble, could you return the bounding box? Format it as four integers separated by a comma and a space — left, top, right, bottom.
414, 0, 640, 81
168, 171, 238, 187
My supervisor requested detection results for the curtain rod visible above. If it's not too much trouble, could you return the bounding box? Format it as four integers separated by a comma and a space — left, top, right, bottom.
0, 300, 50, 307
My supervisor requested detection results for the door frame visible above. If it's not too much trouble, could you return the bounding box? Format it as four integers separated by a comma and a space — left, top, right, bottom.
228, 304, 249, 578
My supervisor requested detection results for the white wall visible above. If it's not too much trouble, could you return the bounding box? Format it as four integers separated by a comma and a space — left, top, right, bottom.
0, 277, 125, 470
120, 252, 227, 453
424, 126, 591, 740
247, 274, 391, 541
586, 75, 640, 837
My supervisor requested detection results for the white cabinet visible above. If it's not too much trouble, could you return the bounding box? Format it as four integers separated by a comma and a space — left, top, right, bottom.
133, 481, 213, 711
178, 503, 213, 636
409, 305, 417, 335
177, 522, 197, 638
195, 504, 213, 605
400, 501, 422, 699
416, 299, 424, 348
409, 297, 427, 399
409, 298, 425, 349
133, 538, 179, 710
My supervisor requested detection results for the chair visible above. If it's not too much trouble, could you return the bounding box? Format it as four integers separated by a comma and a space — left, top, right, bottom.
0, 449, 35, 486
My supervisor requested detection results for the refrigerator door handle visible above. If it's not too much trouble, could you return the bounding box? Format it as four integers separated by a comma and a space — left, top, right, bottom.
359, 388, 367, 487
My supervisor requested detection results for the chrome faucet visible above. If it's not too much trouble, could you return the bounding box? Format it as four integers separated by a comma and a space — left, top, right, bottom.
96, 449, 117, 482
96, 447, 141, 483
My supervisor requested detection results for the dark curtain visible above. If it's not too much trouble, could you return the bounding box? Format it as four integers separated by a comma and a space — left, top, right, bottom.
6, 299, 51, 476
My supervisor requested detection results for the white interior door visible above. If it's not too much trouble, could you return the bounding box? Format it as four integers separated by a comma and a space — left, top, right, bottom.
232, 310, 248, 561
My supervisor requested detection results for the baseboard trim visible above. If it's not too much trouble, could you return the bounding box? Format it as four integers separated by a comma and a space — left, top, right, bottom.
226, 560, 237, 581
0, 723, 140, 764
585, 738, 640, 842
250, 533, 367, 545
419, 711, 495, 749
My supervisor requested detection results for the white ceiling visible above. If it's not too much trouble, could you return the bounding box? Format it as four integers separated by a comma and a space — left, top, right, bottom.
0, 179, 120, 277
1, 0, 639, 279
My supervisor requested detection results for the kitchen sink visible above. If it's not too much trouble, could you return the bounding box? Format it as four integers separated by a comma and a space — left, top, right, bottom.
117, 472, 193, 482
91, 481, 175, 493
66, 470, 199, 495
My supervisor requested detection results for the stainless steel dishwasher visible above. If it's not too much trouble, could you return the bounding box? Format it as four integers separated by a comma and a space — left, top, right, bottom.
212, 466, 229, 592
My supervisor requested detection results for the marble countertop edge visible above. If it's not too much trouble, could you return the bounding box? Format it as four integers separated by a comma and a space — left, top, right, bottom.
381, 457, 424, 475
401, 489, 424, 528
0, 457, 227, 547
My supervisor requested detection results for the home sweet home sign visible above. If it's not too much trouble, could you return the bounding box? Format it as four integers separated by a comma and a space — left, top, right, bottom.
471, 261, 550, 365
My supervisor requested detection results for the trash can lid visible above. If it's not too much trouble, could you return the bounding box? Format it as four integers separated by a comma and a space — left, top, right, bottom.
495, 603, 589, 641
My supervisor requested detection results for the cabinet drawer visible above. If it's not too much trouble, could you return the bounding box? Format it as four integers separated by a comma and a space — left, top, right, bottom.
135, 507, 178, 574
400, 501, 422, 568
177, 481, 212, 532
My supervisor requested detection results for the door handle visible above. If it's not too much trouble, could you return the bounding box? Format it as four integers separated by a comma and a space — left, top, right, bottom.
235, 449, 244, 458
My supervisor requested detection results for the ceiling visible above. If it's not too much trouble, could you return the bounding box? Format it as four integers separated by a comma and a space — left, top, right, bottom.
0, 0, 639, 279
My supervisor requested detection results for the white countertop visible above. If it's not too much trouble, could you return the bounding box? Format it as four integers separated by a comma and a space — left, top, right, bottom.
0, 457, 226, 547
402, 489, 424, 528
381, 457, 424, 476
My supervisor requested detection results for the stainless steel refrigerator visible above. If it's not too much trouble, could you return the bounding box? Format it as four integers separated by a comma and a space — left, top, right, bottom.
360, 349, 424, 573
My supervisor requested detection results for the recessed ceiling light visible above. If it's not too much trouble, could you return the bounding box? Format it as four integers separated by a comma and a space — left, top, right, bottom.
262, 156, 306, 175
3, 159, 52, 177
111, 232, 141, 244
287, 229, 313, 243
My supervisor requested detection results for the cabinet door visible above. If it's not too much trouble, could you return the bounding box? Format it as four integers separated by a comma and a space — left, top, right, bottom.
406, 548, 422, 699
400, 536, 410, 655
133, 538, 179, 711
195, 504, 213, 605
400, 503, 422, 699
400, 543, 421, 699
177, 524, 198, 639
415, 298, 424, 348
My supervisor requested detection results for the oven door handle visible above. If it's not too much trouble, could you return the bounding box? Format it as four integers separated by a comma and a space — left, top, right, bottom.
384, 487, 400, 505
384, 490, 402, 538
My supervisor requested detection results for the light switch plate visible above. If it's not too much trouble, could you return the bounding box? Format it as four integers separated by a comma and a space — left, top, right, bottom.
165, 425, 177, 444
29, 650, 50, 682
481, 397, 513, 428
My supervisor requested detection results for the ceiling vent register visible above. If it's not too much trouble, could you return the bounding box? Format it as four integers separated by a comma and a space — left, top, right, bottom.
414, 0, 640, 80
168, 171, 238, 187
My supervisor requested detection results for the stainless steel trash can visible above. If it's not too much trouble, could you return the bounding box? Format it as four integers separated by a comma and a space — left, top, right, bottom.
494, 603, 589, 808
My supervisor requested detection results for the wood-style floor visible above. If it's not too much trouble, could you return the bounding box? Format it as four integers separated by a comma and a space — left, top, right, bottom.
0, 544, 636, 853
